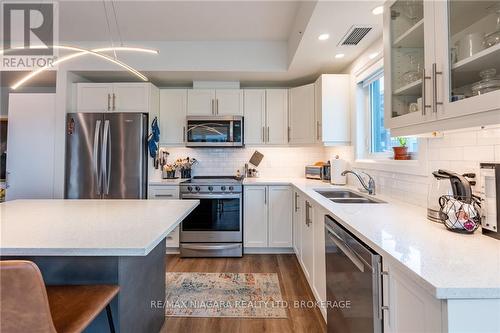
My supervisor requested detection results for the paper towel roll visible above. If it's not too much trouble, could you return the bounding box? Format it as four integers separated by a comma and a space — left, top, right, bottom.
331, 156, 347, 185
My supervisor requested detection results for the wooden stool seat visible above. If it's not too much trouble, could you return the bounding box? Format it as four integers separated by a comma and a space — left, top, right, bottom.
46, 285, 119, 333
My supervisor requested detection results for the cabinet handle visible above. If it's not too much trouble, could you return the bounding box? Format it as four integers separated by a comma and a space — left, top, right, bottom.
107, 94, 111, 111
183, 126, 186, 142
294, 192, 298, 212
287, 126, 291, 143
316, 121, 320, 140
211, 99, 214, 115
264, 188, 267, 205
421, 68, 432, 116
112, 93, 116, 111
432, 63, 443, 114
262, 126, 265, 143
266, 126, 270, 143
305, 201, 310, 226
216, 99, 219, 115
155, 194, 174, 198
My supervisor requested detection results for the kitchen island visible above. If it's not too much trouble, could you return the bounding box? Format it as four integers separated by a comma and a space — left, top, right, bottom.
0, 199, 199, 333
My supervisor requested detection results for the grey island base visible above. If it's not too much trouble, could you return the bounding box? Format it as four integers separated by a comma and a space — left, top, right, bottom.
0, 199, 200, 333
3, 239, 166, 333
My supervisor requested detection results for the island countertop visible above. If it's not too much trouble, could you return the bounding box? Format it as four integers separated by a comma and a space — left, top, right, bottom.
0, 199, 199, 256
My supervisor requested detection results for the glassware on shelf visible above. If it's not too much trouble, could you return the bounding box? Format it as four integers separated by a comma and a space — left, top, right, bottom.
484, 8, 500, 48
400, 53, 422, 85
403, 0, 422, 25
471, 68, 500, 96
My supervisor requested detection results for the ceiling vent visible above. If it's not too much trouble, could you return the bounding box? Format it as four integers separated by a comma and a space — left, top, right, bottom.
338, 26, 372, 46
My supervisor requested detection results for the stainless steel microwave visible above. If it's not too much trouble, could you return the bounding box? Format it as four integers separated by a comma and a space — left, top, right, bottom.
186, 116, 244, 147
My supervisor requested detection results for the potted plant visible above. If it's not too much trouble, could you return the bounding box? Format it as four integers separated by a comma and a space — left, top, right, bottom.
393, 137, 410, 160
162, 164, 177, 179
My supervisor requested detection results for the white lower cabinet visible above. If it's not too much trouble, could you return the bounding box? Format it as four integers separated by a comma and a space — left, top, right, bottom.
300, 198, 315, 283
244, 186, 292, 248
148, 185, 180, 249
382, 258, 443, 333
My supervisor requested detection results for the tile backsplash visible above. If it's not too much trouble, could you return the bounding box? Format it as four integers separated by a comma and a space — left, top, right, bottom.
155, 146, 325, 178
155, 126, 499, 209
328, 126, 500, 208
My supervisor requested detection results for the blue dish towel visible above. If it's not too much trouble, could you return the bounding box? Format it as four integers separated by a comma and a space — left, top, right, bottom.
148, 117, 160, 159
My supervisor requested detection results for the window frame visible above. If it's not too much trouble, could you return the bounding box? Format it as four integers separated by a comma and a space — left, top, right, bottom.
353, 59, 428, 176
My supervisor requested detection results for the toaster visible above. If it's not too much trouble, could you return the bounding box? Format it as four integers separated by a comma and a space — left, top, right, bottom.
305, 165, 324, 180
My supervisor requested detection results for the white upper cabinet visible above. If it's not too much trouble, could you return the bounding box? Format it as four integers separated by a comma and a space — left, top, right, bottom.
243, 89, 266, 144
434, 1, 500, 120
75, 83, 157, 113
385, 0, 500, 135
384, 0, 436, 130
315, 74, 350, 145
289, 83, 316, 144
112, 83, 150, 112
187, 89, 242, 116
75, 83, 113, 112
215, 89, 243, 116
187, 89, 216, 116
268, 186, 292, 247
159, 89, 187, 145
266, 89, 288, 145
244, 89, 288, 145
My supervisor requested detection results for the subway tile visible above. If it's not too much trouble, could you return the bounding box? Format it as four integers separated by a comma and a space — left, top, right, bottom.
463, 145, 495, 162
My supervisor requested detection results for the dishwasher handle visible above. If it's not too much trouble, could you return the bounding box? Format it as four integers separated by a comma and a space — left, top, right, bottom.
325, 224, 365, 272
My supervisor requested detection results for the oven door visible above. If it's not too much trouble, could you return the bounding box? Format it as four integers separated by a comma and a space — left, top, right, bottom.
186, 116, 243, 147
180, 193, 242, 242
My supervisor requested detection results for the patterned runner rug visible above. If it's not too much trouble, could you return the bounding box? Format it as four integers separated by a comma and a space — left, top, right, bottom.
165, 272, 288, 318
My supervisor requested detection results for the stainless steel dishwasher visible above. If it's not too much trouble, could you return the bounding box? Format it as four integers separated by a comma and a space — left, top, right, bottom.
325, 215, 383, 333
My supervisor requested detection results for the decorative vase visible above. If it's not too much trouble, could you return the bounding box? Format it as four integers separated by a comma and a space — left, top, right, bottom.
393, 146, 410, 160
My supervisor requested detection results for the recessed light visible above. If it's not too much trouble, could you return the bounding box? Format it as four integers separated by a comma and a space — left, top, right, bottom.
318, 33, 330, 41
372, 6, 384, 15
369, 52, 379, 59
335, 53, 345, 59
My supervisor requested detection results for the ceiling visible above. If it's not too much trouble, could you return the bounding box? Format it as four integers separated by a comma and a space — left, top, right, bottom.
6, 0, 384, 86
59, 1, 300, 42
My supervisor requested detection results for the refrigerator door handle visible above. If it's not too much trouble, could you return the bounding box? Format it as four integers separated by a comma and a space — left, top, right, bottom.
93, 120, 102, 195
102, 120, 111, 195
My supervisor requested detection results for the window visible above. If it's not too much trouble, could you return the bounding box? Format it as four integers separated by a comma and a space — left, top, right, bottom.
365, 73, 418, 157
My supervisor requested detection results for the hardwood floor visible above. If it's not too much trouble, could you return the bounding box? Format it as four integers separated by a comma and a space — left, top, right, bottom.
161, 254, 327, 333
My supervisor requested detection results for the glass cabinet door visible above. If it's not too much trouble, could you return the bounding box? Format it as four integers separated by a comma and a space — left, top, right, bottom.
438, 1, 500, 117
385, 0, 428, 128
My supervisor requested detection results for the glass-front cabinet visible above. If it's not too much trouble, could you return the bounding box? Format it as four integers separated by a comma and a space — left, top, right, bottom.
435, 0, 500, 119
384, 0, 436, 129
384, 0, 500, 134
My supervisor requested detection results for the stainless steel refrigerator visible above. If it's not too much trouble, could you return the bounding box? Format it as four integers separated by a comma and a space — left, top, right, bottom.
65, 113, 148, 199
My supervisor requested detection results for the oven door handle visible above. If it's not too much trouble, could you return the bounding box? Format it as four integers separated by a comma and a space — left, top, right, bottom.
182, 244, 241, 250
181, 194, 241, 199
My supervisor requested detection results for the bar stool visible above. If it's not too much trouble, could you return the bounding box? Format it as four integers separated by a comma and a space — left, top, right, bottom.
0, 260, 119, 333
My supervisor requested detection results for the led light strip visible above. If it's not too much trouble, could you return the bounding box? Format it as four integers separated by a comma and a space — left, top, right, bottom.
2, 45, 159, 90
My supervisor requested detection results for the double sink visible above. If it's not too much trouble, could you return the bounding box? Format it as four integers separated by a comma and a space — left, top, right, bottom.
315, 189, 386, 204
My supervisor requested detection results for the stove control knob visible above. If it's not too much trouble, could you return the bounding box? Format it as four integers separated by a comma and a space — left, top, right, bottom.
187, 186, 193, 192
208, 186, 213, 192
195, 186, 201, 192
221, 186, 226, 191
229, 186, 234, 192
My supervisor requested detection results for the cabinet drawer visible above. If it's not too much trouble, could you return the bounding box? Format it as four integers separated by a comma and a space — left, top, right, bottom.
165, 226, 180, 248
148, 186, 179, 199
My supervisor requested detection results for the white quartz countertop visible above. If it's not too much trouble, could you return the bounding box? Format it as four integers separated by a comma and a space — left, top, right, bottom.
244, 177, 500, 299
0, 199, 199, 256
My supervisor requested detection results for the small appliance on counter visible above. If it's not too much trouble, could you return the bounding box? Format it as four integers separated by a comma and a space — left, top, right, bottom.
427, 169, 475, 222
480, 163, 499, 240
305, 163, 327, 180
330, 155, 347, 185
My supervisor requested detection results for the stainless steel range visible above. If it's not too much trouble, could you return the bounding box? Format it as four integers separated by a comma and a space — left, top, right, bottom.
179, 176, 243, 257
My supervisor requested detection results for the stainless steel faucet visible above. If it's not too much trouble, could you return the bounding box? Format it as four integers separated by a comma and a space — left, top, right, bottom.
341, 170, 376, 195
